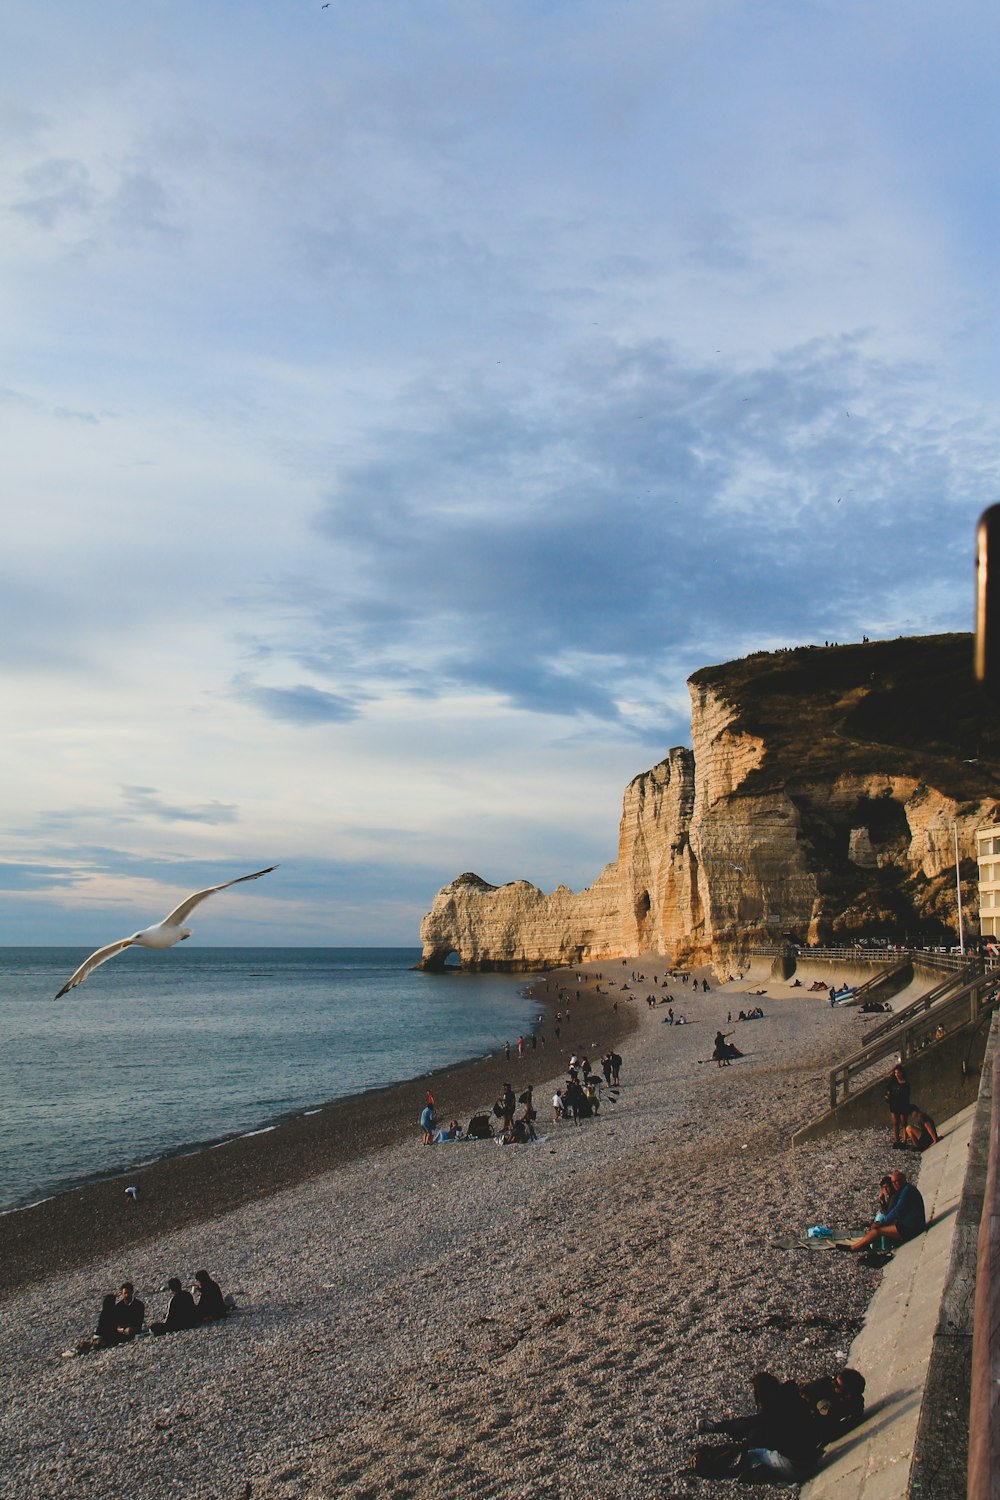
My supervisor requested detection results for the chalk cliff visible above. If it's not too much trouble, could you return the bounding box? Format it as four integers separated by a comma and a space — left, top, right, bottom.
419, 634, 1000, 970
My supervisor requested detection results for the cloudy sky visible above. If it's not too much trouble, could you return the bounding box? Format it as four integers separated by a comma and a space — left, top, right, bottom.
2, 0, 998, 945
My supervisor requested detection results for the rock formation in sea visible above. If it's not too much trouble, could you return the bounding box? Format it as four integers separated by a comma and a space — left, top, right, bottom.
419, 634, 1000, 970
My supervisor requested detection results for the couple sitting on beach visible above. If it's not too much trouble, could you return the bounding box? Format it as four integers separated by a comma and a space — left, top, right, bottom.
839, 1169, 926, 1253
71, 1271, 231, 1354
690, 1365, 866, 1482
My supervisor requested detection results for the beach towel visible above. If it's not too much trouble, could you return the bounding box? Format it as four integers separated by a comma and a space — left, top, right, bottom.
771, 1232, 857, 1252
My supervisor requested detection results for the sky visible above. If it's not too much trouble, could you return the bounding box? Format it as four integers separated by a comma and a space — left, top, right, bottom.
2, 0, 999, 946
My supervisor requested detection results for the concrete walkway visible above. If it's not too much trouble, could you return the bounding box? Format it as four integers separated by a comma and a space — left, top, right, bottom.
801, 1102, 976, 1500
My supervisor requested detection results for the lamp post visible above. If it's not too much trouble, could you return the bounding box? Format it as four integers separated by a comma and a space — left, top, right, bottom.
954, 823, 966, 957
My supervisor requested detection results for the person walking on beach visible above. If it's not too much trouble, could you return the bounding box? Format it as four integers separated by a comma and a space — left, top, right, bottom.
420, 1100, 436, 1144
610, 1051, 622, 1086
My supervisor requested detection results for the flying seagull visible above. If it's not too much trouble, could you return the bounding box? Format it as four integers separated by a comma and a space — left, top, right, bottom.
54, 865, 277, 998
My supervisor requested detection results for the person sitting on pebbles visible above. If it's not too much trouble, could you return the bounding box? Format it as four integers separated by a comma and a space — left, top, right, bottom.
115, 1282, 145, 1340
193, 1269, 230, 1322
844, 1169, 925, 1252
150, 1277, 200, 1335
67, 1293, 123, 1355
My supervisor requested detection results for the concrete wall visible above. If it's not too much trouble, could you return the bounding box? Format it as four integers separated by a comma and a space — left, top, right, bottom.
910, 1012, 999, 1499
793, 1022, 990, 1147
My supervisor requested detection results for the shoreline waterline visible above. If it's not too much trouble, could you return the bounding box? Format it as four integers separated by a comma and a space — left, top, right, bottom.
0, 965, 637, 1299
0, 946, 547, 1216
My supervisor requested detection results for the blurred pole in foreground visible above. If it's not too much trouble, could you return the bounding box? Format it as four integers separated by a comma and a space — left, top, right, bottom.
975, 503, 1000, 698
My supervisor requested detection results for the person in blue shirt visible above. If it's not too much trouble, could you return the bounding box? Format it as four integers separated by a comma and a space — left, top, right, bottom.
848, 1169, 925, 1251
420, 1103, 436, 1144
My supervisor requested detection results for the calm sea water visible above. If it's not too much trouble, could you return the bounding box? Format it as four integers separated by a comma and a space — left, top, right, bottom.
0, 947, 542, 1213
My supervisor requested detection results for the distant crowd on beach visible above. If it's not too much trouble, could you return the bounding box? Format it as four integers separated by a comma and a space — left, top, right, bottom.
491, 958, 944, 1483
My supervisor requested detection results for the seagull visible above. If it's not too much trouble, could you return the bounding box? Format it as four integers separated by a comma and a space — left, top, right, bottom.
54, 866, 277, 998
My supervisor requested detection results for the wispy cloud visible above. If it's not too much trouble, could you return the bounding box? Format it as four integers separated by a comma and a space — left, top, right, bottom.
0, 0, 997, 940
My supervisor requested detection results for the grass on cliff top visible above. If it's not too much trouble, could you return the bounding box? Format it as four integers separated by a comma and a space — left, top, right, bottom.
688, 632, 1000, 802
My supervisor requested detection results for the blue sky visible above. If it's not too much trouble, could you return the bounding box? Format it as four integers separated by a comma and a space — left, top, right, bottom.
2, 0, 999, 945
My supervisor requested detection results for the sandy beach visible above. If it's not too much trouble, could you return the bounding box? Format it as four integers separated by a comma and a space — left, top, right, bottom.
2, 960, 910, 1498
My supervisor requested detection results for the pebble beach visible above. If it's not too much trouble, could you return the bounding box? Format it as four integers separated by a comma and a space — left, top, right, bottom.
1, 962, 908, 1499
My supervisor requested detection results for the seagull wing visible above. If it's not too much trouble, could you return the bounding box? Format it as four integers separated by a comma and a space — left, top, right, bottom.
55, 937, 137, 998
160, 865, 278, 929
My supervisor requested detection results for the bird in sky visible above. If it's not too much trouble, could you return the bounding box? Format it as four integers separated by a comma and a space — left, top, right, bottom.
54, 866, 278, 998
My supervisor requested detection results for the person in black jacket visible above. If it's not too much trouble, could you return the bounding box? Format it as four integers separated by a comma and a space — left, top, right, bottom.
885, 1064, 910, 1146
116, 1282, 145, 1340
151, 1277, 199, 1335
690, 1370, 824, 1482
194, 1269, 228, 1322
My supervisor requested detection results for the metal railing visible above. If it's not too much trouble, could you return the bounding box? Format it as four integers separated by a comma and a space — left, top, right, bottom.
860, 965, 978, 1045
827, 970, 1000, 1110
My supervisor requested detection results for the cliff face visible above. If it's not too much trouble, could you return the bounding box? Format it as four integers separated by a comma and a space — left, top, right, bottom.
419, 634, 1000, 970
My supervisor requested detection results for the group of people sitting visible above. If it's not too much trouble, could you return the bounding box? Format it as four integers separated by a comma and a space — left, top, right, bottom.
690, 1365, 866, 1482
423, 1048, 626, 1147
735, 1005, 765, 1020
71, 1271, 231, 1354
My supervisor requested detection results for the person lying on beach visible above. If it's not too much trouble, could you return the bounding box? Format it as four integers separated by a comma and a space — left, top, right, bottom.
116, 1282, 145, 1339
905, 1107, 939, 1151
689, 1369, 823, 1482
194, 1269, 229, 1322
845, 1169, 925, 1252
697, 1365, 864, 1446
799, 1368, 866, 1443
434, 1119, 464, 1142
150, 1277, 200, 1335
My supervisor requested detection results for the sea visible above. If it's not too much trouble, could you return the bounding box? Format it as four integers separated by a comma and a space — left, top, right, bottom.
0, 947, 543, 1214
